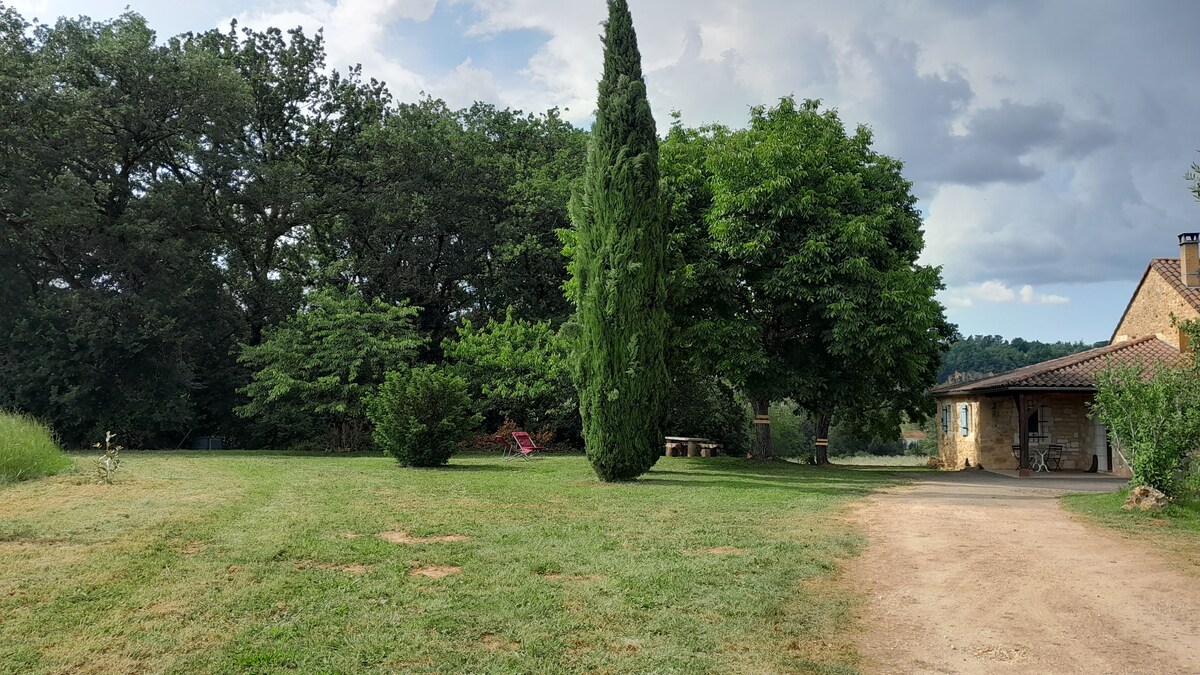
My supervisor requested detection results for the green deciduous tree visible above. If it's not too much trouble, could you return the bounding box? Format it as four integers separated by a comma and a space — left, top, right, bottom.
237, 289, 425, 451
664, 98, 953, 461
567, 0, 669, 481
442, 310, 577, 439
0, 9, 251, 445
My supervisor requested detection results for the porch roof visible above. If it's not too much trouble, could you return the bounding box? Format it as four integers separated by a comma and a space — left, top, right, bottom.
931, 336, 1180, 396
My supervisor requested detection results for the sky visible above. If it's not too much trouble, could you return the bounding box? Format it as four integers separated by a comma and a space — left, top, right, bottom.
9, 0, 1200, 343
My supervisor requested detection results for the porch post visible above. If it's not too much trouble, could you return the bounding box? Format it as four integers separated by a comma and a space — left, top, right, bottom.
1016, 392, 1031, 478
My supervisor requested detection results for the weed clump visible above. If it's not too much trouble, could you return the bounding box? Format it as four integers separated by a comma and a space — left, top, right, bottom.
0, 412, 72, 484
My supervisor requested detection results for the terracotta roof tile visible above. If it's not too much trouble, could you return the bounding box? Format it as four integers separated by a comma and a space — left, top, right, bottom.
931, 336, 1181, 396
1148, 258, 1200, 313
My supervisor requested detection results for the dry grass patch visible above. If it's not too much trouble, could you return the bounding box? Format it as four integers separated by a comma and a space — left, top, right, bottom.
409, 565, 461, 579
379, 530, 471, 544
480, 632, 519, 652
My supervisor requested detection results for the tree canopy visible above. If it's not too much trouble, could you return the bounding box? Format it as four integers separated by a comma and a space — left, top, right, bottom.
662, 98, 953, 461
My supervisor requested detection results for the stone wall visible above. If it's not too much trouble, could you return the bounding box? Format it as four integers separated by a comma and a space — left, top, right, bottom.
938, 393, 1121, 473
1113, 267, 1200, 349
936, 396, 980, 469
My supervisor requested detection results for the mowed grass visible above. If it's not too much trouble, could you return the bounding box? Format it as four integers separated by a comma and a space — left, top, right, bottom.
0, 412, 73, 485
1062, 490, 1200, 573
0, 453, 899, 674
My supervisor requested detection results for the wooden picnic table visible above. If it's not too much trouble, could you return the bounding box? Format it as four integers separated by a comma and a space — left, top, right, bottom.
664, 436, 720, 458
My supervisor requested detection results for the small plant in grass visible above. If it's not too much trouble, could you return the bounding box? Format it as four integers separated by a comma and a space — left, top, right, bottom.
93, 431, 123, 484
369, 366, 481, 467
0, 412, 72, 484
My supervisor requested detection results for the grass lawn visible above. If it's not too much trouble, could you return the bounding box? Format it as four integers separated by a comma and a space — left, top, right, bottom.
1062, 490, 1200, 574
0, 452, 900, 674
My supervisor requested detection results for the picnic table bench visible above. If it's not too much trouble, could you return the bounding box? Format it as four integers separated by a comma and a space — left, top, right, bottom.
664, 436, 721, 458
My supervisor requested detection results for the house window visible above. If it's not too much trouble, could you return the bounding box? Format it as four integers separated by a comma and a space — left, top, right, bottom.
1027, 406, 1049, 438
942, 405, 949, 434
960, 404, 970, 437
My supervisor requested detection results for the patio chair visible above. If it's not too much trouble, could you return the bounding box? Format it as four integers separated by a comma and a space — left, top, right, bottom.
1046, 444, 1064, 471
506, 431, 543, 460
1011, 445, 1021, 468
494, 433, 516, 455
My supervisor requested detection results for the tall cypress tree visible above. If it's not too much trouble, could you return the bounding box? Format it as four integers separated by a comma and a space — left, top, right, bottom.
568, 0, 669, 481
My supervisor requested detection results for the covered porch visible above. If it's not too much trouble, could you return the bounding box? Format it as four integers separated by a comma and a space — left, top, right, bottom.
930, 337, 1178, 478
976, 391, 1116, 476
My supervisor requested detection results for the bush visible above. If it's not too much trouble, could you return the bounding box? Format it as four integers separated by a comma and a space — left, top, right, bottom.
369, 367, 481, 467
1091, 323, 1200, 497
0, 412, 72, 484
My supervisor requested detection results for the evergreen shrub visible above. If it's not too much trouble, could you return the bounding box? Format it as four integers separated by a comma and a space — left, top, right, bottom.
369, 367, 481, 467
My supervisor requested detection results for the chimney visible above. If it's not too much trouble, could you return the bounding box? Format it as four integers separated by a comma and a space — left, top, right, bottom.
1180, 233, 1200, 288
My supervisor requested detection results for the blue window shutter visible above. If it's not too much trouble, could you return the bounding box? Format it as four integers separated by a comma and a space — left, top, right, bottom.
942, 406, 949, 433
960, 405, 969, 436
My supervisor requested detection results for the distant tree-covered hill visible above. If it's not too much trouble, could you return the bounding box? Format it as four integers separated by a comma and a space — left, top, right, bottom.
938, 335, 1108, 384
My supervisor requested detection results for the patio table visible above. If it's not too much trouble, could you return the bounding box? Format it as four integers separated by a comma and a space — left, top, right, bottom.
1031, 446, 1050, 472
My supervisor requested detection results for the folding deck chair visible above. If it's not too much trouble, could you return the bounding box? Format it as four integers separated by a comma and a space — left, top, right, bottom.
504, 431, 543, 460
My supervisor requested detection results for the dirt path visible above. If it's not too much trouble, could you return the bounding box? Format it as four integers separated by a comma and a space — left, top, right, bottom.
845, 472, 1200, 674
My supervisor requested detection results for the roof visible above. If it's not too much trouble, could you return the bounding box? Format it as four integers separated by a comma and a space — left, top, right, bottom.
1149, 258, 1200, 311
1111, 259, 1200, 343
930, 336, 1180, 396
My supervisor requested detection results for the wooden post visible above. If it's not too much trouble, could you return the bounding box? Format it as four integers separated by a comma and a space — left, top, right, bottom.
1016, 393, 1031, 478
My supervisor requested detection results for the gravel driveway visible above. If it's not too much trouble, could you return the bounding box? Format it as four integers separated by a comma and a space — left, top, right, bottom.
844, 470, 1200, 674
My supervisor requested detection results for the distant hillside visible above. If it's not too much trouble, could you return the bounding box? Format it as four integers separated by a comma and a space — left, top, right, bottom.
938, 335, 1107, 385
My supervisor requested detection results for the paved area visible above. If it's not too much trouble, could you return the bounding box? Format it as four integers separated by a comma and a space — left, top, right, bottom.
844, 470, 1200, 674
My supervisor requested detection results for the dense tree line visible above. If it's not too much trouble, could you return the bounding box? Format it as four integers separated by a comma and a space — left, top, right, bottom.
1, 5, 953, 465
938, 335, 1107, 385
0, 9, 584, 447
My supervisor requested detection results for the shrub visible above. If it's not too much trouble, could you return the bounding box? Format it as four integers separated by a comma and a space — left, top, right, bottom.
369, 367, 481, 467
0, 412, 72, 484
1091, 323, 1200, 497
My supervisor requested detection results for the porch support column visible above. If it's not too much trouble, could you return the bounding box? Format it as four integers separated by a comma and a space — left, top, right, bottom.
1016, 392, 1031, 478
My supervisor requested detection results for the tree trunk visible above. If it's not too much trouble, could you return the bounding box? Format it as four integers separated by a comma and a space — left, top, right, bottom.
752, 399, 773, 460
813, 412, 832, 465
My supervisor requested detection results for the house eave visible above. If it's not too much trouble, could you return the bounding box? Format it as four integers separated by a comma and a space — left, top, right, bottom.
933, 385, 1097, 398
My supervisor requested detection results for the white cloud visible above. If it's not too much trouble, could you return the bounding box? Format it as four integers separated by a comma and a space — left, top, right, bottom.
944, 281, 1070, 308
973, 280, 1018, 303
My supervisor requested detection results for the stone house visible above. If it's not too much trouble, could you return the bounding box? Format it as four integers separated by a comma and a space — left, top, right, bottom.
931, 234, 1200, 476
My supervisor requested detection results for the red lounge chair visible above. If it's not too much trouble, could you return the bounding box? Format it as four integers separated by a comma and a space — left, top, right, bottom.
494, 433, 516, 454
506, 432, 542, 460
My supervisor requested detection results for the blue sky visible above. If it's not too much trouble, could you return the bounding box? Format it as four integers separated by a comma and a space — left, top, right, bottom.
10, 0, 1200, 344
